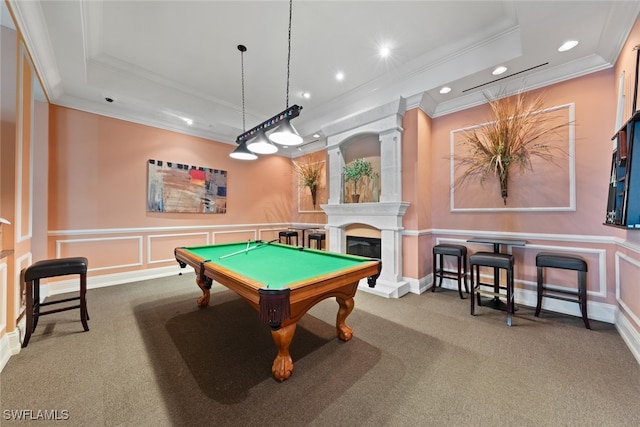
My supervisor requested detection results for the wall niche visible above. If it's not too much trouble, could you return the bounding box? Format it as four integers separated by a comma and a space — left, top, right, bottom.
341, 134, 381, 203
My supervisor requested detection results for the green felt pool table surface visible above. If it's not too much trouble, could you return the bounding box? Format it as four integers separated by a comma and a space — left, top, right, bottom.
179, 241, 375, 290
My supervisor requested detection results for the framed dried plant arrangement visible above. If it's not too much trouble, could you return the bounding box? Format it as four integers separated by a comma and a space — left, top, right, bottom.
453, 90, 573, 206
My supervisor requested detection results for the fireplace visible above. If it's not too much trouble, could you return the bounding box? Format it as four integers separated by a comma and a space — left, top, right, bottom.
347, 236, 381, 259
320, 98, 410, 298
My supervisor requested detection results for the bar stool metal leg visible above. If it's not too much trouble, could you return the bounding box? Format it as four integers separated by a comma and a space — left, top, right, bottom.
80, 272, 89, 332
24, 279, 34, 348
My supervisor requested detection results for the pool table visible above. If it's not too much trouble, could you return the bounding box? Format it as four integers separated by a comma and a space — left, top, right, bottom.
174, 240, 381, 381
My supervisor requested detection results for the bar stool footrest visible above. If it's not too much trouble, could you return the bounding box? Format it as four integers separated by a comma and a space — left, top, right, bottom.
40, 296, 81, 307
40, 305, 82, 316
540, 293, 581, 303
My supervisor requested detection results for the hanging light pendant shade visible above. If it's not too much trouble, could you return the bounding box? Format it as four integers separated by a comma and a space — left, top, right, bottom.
229, 139, 258, 160
247, 129, 278, 154
269, 118, 303, 146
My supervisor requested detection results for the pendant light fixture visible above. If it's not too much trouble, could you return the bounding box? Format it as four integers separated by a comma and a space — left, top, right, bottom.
231, 0, 303, 155
268, 0, 303, 146
247, 129, 278, 154
230, 44, 258, 160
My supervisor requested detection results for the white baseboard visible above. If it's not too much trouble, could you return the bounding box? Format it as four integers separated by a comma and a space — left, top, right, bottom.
44, 265, 183, 298
616, 309, 640, 366
358, 278, 410, 298
417, 276, 616, 324
405, 276, 429, 294
0, 333, 11, 372
0, 317, 25, 373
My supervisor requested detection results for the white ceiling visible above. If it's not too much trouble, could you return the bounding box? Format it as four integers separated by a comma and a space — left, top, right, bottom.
8, 1, 640, 156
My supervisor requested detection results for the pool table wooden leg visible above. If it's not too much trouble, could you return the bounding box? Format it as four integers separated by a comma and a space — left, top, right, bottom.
271, 323, 296, 381
195, 275, 211, 307
336, 296, 354, 341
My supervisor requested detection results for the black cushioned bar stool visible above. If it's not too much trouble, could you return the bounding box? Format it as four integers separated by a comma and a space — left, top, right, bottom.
22, 257, 89, 347
535, 252, 590, 329
432, 244, 468, 299
278, 230, 299, 246
470, 252, 515, 326
307, 231, 326, 250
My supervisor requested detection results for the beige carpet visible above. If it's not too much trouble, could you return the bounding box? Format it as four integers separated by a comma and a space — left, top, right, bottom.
1, 273, 639, 426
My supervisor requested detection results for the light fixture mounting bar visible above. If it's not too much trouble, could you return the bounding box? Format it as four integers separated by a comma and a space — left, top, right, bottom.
235, 104, 302, 143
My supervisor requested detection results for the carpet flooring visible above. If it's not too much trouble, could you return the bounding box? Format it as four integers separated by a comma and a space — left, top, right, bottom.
1, 273, 639, 426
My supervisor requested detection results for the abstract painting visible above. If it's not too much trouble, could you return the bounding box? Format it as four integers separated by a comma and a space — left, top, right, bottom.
147, 159, 227, 213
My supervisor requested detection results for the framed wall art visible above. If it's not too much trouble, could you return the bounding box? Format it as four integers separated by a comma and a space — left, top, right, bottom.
450, 103, 575, 212
147, 159, 227, 213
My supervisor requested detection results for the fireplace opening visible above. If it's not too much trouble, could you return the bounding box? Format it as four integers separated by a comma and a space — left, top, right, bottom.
346, 236, 381, 259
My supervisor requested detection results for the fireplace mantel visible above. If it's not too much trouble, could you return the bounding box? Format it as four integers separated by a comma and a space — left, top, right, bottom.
321, 201, 410, 298
321, 202, 409, 229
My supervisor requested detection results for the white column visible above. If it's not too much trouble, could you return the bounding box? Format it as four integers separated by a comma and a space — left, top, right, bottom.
379, 228, 402, 283
327, 146, 344, 205
379, 128, 402, 203
327, 225, 344, 253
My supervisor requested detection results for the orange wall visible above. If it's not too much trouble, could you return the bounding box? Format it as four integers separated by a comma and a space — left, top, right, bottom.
401, 108, 433, 281
430, 70, 615, 235
48, 106, 294, 231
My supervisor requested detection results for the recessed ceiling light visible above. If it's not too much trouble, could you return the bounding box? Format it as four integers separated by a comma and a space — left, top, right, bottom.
379, 46, 390, 58
335, 71, 344, 81
302, 91, 311, 99
492, 66, 508, 75
558, 40, 579, 52
182, 117, 193, 126
313, 133, 320, 138
440, 86, 452, 94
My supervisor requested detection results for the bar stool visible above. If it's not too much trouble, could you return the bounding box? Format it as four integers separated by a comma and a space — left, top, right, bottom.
22, 257, 90, 347
432, 244, 468, 299
278, 230, 299, 246
535, 252, 590, 329
470, 252, 515, 326
307, 231, 326, 250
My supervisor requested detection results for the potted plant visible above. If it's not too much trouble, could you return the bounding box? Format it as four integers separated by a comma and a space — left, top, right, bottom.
343, 157, 373, 203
